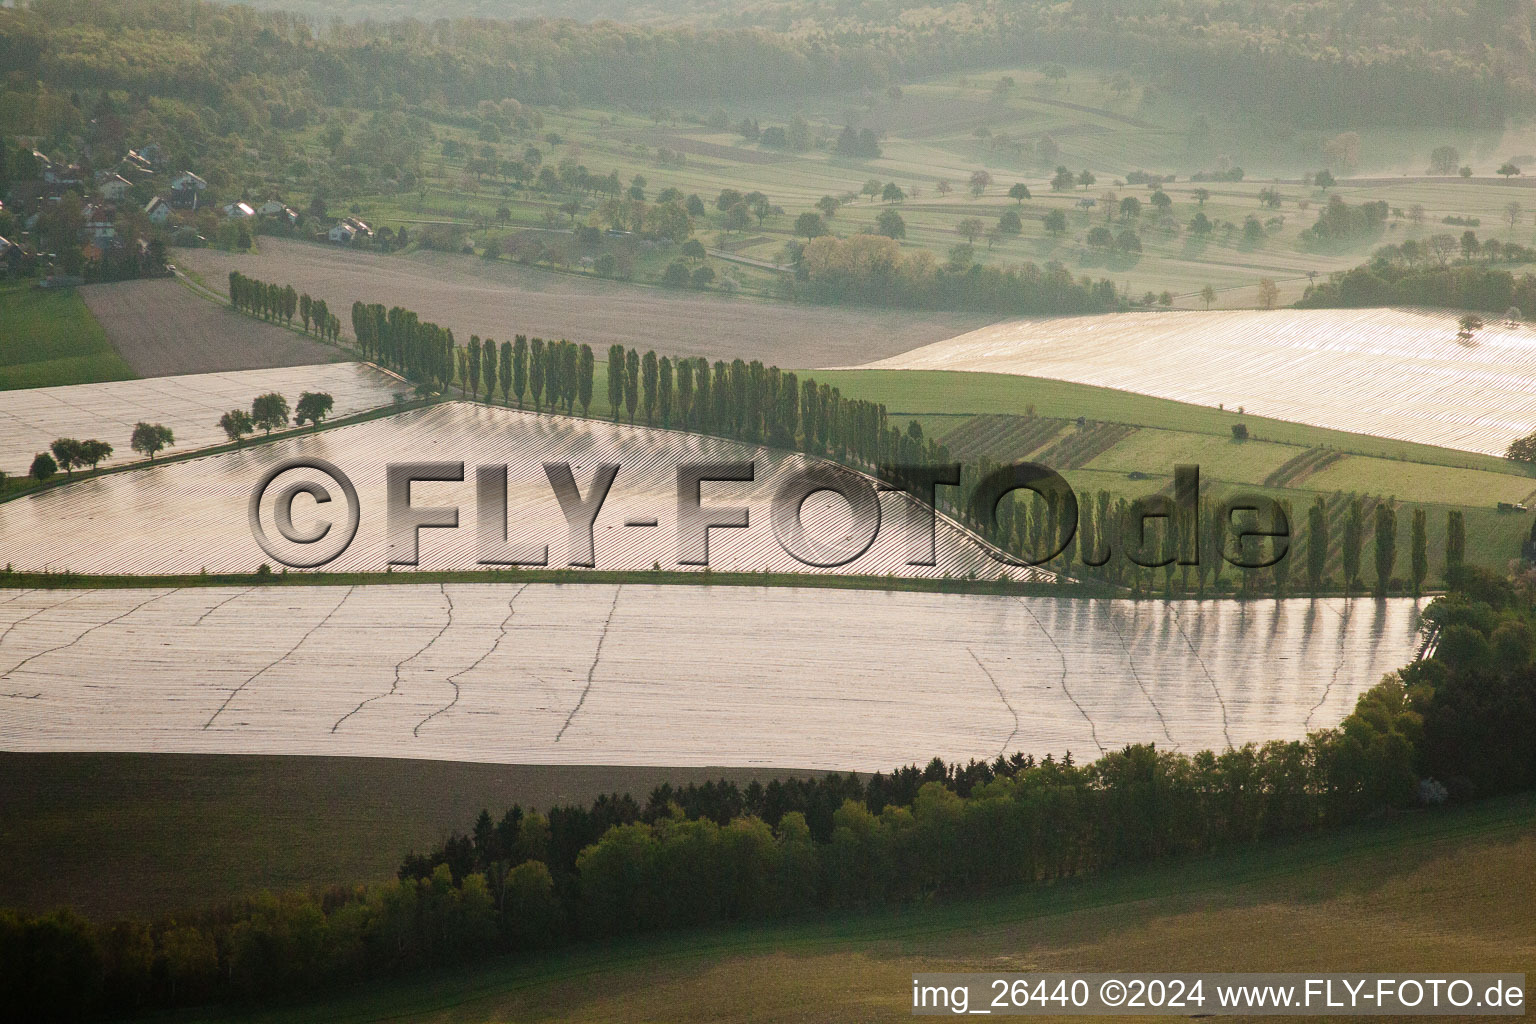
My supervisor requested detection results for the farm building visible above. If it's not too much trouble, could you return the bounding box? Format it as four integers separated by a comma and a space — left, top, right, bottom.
329, 216, 373, 244
258, 199, 298, 224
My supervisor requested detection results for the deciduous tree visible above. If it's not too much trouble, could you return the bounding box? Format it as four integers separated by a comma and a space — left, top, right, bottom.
130, 422, 174, 460
294, 391, 334, 428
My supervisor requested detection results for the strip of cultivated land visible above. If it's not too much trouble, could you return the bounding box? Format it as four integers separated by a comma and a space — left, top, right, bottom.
176, 238, 993, 367
0, 362, 402, 475
0, 584, 1419, 771
814, 368, 1536, 578
77, 277, 347, 377
190, 792, 1536, 1023
0, 281, 134, 391
0, 752, 820, 918
851, 307, 1536, 456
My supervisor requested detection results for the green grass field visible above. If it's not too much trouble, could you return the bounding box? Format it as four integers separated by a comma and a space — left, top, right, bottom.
0, 281, 134, 390
813, 367, 1536, 578
196, 793, 1536, 1023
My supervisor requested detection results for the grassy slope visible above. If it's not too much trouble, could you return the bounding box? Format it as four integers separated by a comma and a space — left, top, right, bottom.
814, 367, 1536, 576
0, 281, 134, 390
202, 793, 1536, 1023
810, 368, 1525, 473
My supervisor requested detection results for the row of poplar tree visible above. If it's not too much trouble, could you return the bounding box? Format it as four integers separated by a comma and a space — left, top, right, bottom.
956, 455, 1466, 597
227, 272, 342, 342
338, 295, 943, 474
236, 282, 1469, 592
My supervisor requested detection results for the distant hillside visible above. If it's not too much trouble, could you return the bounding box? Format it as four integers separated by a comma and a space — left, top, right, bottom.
13, 0, 1533, 125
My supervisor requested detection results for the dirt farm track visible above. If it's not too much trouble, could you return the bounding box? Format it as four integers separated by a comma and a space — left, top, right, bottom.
79, 277, 344, 377
177, 238, 994, 368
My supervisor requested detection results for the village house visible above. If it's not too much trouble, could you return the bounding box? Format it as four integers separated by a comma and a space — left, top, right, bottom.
97, 173, 132, 201
81, 203, 117, 243
258, 199, 299, 225
222, 200, 256, 219
169, 170, 207, 209
119, 151, 155, 179
36, 152, 85, 187
143, 196, 172, 224
328, 216, 373, 244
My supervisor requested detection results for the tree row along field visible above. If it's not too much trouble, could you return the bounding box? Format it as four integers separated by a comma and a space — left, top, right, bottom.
0, 389, 1507, 592
9, 285, 1531, 581
0, 403, 1053, 580
0, 583, 1419, 772
808, 368, 1536, 581
0, 362, 401, 476
0, 753, 809, 919
182, 793, 1536, 1024
177, 239, 991, 368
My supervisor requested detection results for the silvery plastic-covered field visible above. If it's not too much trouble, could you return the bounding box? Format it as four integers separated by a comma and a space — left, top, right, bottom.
0, 402, 1054, 581
0, 362, 403, 475
0, 585, 1420, 771
856, 307, 1536, 456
